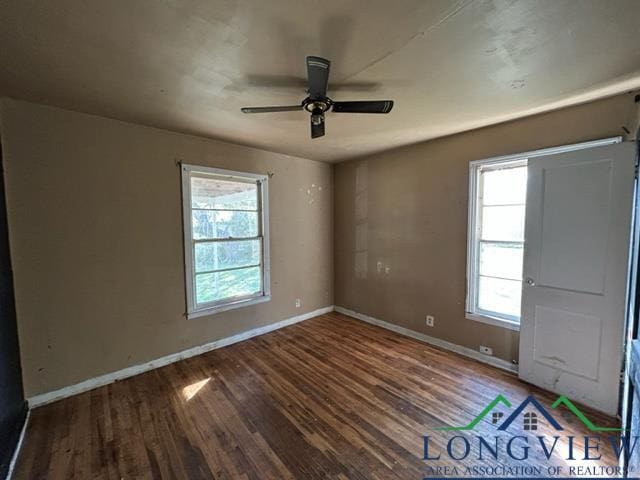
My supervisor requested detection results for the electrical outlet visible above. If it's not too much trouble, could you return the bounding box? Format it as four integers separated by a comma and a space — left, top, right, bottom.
295, 298, 301, 308
479, 345, 493, 356
426, 315, 435, 327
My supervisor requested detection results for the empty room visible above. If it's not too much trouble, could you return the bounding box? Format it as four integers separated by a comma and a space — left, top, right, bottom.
1, 1, 640, 479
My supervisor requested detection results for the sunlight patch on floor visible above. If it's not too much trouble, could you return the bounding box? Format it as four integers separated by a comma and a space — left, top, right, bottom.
182, 378, 210, 401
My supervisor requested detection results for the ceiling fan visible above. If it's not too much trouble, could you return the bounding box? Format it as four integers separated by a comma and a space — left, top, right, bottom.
241, 56, 394, 139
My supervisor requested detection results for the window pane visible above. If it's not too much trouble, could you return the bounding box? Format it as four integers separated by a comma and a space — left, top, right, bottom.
192, 210, 258, 239
191, 176, 258, 210
479, 242, 523, 281
195, 240, 260, 272
196, 266, 261, 304
482, 166, 527, 205
478, 276, 522, 319
481, 205, 525, 241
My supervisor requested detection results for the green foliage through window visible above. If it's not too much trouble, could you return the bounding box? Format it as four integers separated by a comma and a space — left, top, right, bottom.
186, 170, 266, 307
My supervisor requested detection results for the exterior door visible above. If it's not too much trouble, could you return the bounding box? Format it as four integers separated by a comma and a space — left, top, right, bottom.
518, 142, 636, 416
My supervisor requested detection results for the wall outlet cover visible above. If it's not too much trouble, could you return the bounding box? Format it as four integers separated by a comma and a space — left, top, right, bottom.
426, 315, 435, 327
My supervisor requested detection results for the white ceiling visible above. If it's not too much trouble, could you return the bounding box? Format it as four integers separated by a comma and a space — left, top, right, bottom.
1, 0, 639, 162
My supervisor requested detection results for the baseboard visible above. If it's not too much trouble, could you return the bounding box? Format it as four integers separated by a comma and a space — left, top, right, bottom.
28, 304, 515, 408
334, 306, 518, 373
28, 306, 334, 408
5, 408, 29, 480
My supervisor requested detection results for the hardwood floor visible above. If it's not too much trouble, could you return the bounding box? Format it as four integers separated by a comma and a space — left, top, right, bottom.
14, 312, 621, 479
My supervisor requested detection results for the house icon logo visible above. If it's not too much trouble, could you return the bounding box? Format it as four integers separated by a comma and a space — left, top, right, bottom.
497, 395, 563, 431
492, 409, 539, 431
435, 394, 620, 432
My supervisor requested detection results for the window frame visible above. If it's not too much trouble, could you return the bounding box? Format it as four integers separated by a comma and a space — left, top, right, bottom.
465, 136, 623, 331
466, 157, 527, 331
181, 164, 270, 319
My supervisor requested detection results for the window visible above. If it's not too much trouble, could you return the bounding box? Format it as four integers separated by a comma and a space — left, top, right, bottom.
182, 164, 270, 318
466, 158, 527, 329
523, 412, 538, 431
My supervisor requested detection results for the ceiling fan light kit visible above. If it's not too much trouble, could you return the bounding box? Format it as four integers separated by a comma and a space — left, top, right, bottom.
241, 56, 394, 139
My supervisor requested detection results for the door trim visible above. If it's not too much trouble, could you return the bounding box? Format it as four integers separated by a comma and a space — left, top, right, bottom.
468, 136, 622, 168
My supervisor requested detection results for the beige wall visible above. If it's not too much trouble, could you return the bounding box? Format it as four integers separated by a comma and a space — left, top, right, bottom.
2, 92, 638, 397
334, 92, 639, 365
0, 99, 333, 398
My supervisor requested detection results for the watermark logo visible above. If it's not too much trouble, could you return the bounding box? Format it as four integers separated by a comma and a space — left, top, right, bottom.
423, 394, 631, 478
434, 394, 622, 432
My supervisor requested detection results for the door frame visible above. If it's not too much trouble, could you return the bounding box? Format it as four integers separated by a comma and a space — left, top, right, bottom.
621, 132, 640, 476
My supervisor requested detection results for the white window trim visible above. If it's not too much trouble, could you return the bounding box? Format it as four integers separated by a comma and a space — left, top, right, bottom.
465, 136, 622, 331
466, 158, 527, 330
181, 164, 270, 319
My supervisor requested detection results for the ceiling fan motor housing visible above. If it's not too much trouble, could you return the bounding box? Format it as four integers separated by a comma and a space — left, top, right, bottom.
303, 99, 330, 113
304, 99, 329, 126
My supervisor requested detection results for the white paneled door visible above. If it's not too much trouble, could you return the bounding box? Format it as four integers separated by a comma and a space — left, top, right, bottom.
518, 142, 636, 415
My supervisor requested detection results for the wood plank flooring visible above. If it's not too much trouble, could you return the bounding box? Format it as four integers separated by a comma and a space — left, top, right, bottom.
14, 312, 621, 479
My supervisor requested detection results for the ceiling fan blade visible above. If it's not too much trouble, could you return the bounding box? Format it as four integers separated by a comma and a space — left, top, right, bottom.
311, 115, 325, 139
332, 100, 394, 114
306, 56, 330, 98
241, 105, 302, 114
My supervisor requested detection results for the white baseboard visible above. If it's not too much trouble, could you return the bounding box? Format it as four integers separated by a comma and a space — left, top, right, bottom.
28, 304, 515, 408
28, 306, 334, 408
6, 409, 30, 480
334, 306, 518, 373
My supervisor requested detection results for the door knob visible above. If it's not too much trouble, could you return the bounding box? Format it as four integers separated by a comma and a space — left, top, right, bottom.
525, 277, 536, 286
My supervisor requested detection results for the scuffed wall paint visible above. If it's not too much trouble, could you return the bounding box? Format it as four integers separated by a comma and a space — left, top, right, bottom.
0, 98, 333, 397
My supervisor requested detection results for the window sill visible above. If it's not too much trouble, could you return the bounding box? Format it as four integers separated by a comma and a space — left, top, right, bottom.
188, 295, 271, 320
466, 312, 520, 331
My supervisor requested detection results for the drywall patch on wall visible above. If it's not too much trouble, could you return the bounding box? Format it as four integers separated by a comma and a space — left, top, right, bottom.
354, 161, 369, 279
301, 182, 323, 205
